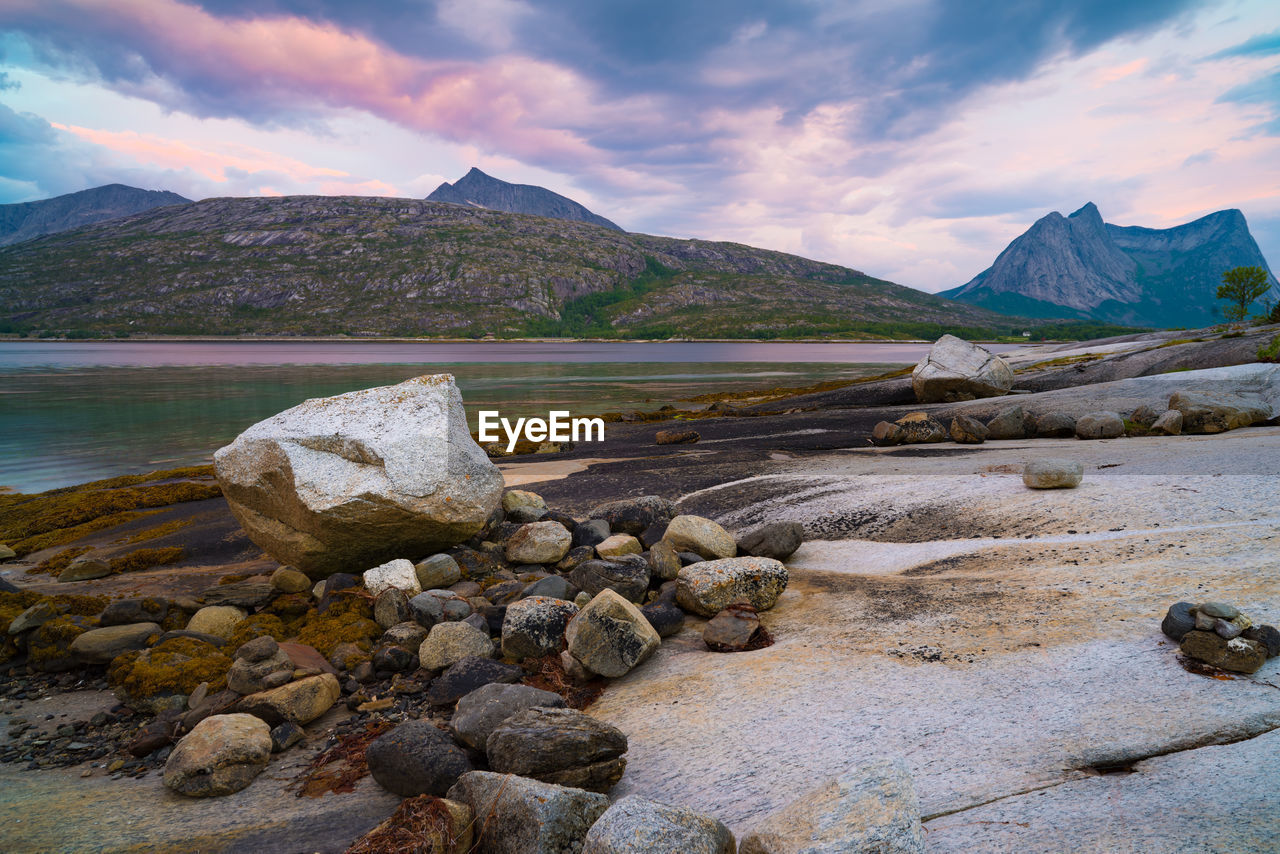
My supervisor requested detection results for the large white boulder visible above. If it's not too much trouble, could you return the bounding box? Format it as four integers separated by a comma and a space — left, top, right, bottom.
912, 335, 1013, 403
214, 374, 504, 578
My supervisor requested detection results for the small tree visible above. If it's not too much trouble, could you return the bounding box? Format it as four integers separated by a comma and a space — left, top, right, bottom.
1216, 266, 1271, 321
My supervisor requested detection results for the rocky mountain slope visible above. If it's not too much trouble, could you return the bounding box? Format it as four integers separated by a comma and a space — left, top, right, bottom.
0, 184, 191, 247
941, 203, 1278, 327
427, 168, 622, 231
0, 195, 1017, 338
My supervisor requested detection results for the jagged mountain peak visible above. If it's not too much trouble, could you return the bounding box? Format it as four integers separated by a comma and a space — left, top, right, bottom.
942, 202, 1277, 327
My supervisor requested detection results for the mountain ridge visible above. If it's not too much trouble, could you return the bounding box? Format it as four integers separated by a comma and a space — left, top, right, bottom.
427, 167, 623, 231
0, 194, 1019, 339
0, 184, 192, 247
942, 203, 1277, 327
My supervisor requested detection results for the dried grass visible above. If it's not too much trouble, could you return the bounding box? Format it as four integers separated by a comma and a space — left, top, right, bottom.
295, 719, 396, 798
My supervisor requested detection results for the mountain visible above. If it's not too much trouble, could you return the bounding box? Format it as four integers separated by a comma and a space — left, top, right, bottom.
0, 195, 1016, 339
0, 184, 192, 247
427, 167, 623, 231
941, 203, 1278, 327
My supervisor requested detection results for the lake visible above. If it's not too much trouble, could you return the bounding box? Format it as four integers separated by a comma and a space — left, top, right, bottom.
0, 340, 1002, 494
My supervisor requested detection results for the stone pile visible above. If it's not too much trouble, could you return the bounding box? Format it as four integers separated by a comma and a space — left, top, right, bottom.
1161, 601, 1279, 674
872, 386, 1275, 448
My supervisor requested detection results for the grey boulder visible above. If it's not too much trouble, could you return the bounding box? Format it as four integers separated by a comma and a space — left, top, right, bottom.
583, 796, 736, 854
450, 682, 566, 751
447, 771, 609, 854
911, 335, 1013, 403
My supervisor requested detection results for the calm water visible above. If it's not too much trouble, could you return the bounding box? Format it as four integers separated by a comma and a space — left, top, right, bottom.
0, 340, 1001, 494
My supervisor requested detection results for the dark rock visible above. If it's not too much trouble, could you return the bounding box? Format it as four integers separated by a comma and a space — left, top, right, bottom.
372, 645, 417, 673
588, 496, 676, 536
1242, 624, 1280, 658
1035, 413, 1077, 438
157, 630, 227, 648
1160, 602, 1196, 641
640, 602, 685, 638
427, 657, 522, 707
639, 520, 669, 549
569, 558, 651, 603
269, 721, 304, 752
541, 510, 578, 532
128, 719, 174, 757
647, 540, 683, 581
1198, 602, 1240, 619
234, 635, 279, 663
483, 580, 526, 606
870, 421, 904, 446
949, 415, 989, 444
678, 552, 705, 566
703, 603, 764, 652
502, 596, 579, 660
100, 598, 169, 627
450, 683, 567, 751
894, 412, 947, 444
446, 547, 505, 581
554, 545, 595, 573
486, 707, 627, 792
521, 575, 572, 601
366, 720, 473, 797
985, 405, 1036, 440
1130, 405, 1161, 427
463, 613, 490, 634
736, 521, 804, 561
571, 519, 612, 549
1180, 630, 1266, 673
373, 588, 411, 630
316, 573, 360, 614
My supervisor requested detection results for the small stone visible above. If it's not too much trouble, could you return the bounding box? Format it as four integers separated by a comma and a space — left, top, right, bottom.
676, 557, 789, 617
1215, 618, 1246, 640
595, 534, 642, 559
450, 683, 567, 751
372, 645, 417, 673
1130, 404, 1161, 427
504, 521, 572, 565
583, 796, 736, 854
185, 606, 247, 640
703, 603, 763, 652
1074, 411, 1125, 440
235, 673, 341, 725
374, 588, 412, 630
1198, 602, 1240, 619
447, 771, 609, 854
1180, 630, 1266, 674
985, 405, 1035, 440
363, 558, 422, 597
640, 601, 685, 638
663, 515, 736, 560
1242, 625, 1280, 658
870, 421, 904, 446
894, 412, 947, 444
486, 707, 628, 793
569, 557, 651, 603
949, 415, 988, 444
269, 721, 304, 752
1022, 459, 1083, 489
502, 489, 547, 522
426, 657, 522, 707
128, 719, 175, 757
367, 720, 473, 797
8, 601, 59, 635
1160, 602, 1196, 641
415, 554, 462, 590
357, 697, 396, 712
57, 557, 111, 583
419, 622, 495, 671
70, 623, 161, 664
647, 540, 683, 581
163, 714, 272, 797
736, 521, 804, 561
270, 566, 311, 593
521, 575, 573, 601
1035, 412, 1077, 438
235, 635, 280, 663
572, 519, 612, 549
1149, 409, 1183, 436
566, 589, 661, 678
502, 596, 579, 660
655, 429, 700, 445
588, 496, 676, 536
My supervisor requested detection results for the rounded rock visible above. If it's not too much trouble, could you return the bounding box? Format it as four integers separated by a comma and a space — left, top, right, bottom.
1022, 459, 1083, 490
163, 713, 271, 797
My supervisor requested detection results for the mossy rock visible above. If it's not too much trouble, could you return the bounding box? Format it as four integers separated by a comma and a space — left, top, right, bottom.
0, 591, 42, 632
292, 609, 381, 657
224, 614, 291, 652
109, 637, 231, 714
29, 615, 98, 672
48, 594, 110, 616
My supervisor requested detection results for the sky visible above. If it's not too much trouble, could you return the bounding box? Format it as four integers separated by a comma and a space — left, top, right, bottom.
1, 0, 1278, 293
